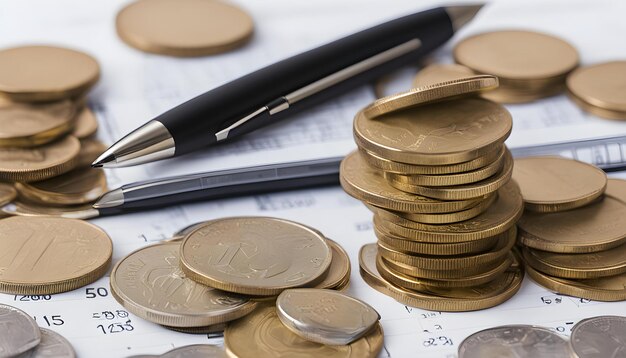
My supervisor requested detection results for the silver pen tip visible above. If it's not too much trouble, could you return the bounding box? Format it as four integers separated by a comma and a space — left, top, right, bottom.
445, 4, 485, 32
93, 188, 125, 209
92, 152, 116, 168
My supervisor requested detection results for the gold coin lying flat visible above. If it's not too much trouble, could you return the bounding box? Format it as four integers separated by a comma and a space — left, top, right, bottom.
111, 243, 257, 327
72, 106, 98, 139
568, 92, 626, 120
523, 244, 626, 279
518, 196, 626, 253
340, 151, 487, 213
0, 183, 16, 206
526, 264, 626, 302
180, 217, 332, 296
0, 216, 112, 294
0, 100, 77, 147
354, 98, 512, 165
362, 75, 498, 119
0, 135, 80, 182
567, 61, 626, 118
412, 64, 476, 88
316, 239, 351, 290
224, 303, 384, 358
16, 168, 107, 205
0, 46, 99, 102
513, 156, 607, 212
116, 0, 254, 57
1, 201, 99, 220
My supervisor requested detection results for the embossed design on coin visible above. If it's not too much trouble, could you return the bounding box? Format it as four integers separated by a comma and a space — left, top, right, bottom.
570, 316, 626, 358
160, 344, 227, 358
0, 304, 41, 357
19, 328, 76, 358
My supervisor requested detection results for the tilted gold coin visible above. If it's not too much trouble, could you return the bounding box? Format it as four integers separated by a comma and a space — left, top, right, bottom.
412, 64, 476, 88
525, 264, 626, 302
75, 138, 107, 168
110, 243, 257, 327
567, 61, 626, 119
340, 151, 488, 213
224, 303, 384, 358
605, 178, 626, 204
362, 75, 498, 118
518, 196, 626, 253
0, 46, 100, 102
354, 98, 512, 165
0, 216, 112, 294
0, 183, 16, 206
72, 106, 99, 139
374, 179, 523, 242
523, 244, 626, 279
0, 135, 80, 182
0, 100, 77, 147
15, 168, 107, 205
116, 0, 254, 57
359, 244, 523, 312
1, 201, 99, 220
180, 217, 332, 296
316, 239, 351, 290
513, 156, 607, 212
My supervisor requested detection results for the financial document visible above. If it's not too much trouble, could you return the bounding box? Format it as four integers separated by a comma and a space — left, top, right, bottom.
1, 0, 626, 357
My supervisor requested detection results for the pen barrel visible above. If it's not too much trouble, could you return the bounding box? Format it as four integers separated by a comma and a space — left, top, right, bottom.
158, 7, 454, 154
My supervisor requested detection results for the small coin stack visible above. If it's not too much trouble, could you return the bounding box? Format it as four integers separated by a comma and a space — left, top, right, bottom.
0, 45, 108, 219
514, 157, 626, 301
340, 77, 525, 311
0, 303, 76, 358
567, 61, 626, 120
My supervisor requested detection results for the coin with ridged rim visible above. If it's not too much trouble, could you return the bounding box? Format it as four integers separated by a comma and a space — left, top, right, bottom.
21, 328, 76, 358
567, 61, 626, 115
162, 323, 225, 334
72, 106, 99, 139
513, 157, 607, 212
225, 303, 384, 358
15, 168, 107, 205
316, 239, 351, 289
110, 242, 257, 327
0, 304, 41, 357
570, 316, 626, 358
0, 183, 16, 207
381, 253, 505, 280
412, 64, 476, 88
354, 98, 512, 165
180, 217, 332, 296
160, 344, 227, 358
523, 244, 626, 279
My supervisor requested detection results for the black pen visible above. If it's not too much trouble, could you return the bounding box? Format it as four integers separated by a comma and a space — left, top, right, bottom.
92, 5, 483, 168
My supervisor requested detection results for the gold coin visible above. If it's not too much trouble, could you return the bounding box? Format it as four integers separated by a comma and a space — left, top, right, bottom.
0, 100, 77, 147
606, 178, 626, 204
110, 243, 257, 327
76, 138, 107, 168
381, 253, 504, 280
354, 98, 512, 165
373, 222, 499, 256
340, 151, 488, 213
359, 145, 504, 175
567, 61, 626, 118
316, 238, 351, 290
523, 244, 626, 279
162, 323, 226, 334
362, 75, 498, 118
0, 183, 16, 206
518, 196, 626, 253
0, 46, 100, 102
180, 217, 332, 296
72, 106, 98, 139
15, 168, 107, 205
412, 64, 476, 88
1, 201, 99, 220
513, 156, 607, 212
224, 303, 384, 358
0, 135, 80, 182
116, 0, 254, 57
359, 244, 523, 312
567, 91, 626, 120
374, 179, 523, 242
0, 216, 112, 294
377, 226, 516, 270
386, 150, 513, 200
525, 264, 626, 302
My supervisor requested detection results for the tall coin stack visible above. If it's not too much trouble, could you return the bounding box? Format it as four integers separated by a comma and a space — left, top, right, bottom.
513, 157, 626, 301
341, 77, 526, 311
0, 45, 108, 218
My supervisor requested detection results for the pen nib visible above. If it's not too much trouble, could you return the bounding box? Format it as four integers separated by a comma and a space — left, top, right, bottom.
445, 4, 484, 32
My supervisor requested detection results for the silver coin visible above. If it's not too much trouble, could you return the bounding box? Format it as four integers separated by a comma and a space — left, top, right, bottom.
17, 328, 75, 358
571, 316, 626, 358
0, 304, 41, 358
458, 325, 575, 358
276, 288, 380, 345
160, 344, 227, 358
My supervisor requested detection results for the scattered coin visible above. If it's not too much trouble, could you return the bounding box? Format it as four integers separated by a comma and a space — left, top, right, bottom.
570, 316, 626, 358
567, 61, 626, 120
116, 0, 254, 57
316, 239, 351, 290
513, 156, 607, 212
15, 168, 107, 205
160, 344, 227, 358
0, 304, 41, 357
0, 183, 16, 206
0, 216, 112, 294
71, 106, 99, 139
20, 328, 76, 358
523, 244, 626, 279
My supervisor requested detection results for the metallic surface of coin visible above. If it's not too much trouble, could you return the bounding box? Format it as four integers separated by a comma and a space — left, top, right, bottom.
116, 0, 253, 57
381, 253, 505, 280
180, 217, 332, 295
412, 64, 476, 88
458, 325, 574, 358
0, 46, 99, 102
570, 316, 626, 358
316, 239, 351, 289
0, 183, 16, 206
0, 216, 112, 294
605, 178, 626, 204
162, 323, 226, 335
16, 168, 107, 205
362, 75, 498, 118
224, 303, 384, 358
0, 135, 80, 182
567, 61, 626, 117
276, 289, 380, 345
160, 344, 227, 358
354, 98, 512, 165
523, 244, 626, 279
0, 100, 76, 147
0, 304, 41, 357
340, 151, 488, 213
75, 138, 107, 168
518, 196, 626, 253
513, 157, 607, 212
111, 243, 257, 327
1, 201, 99, 220
71, 106, 98, 139
19, 328, 76, 358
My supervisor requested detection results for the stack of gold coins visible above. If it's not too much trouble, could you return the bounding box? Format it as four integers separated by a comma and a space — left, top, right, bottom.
514, 157, 626, 301
342, 78, 526, 312
566, 61, 626, 120
0, 45, 108, 218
